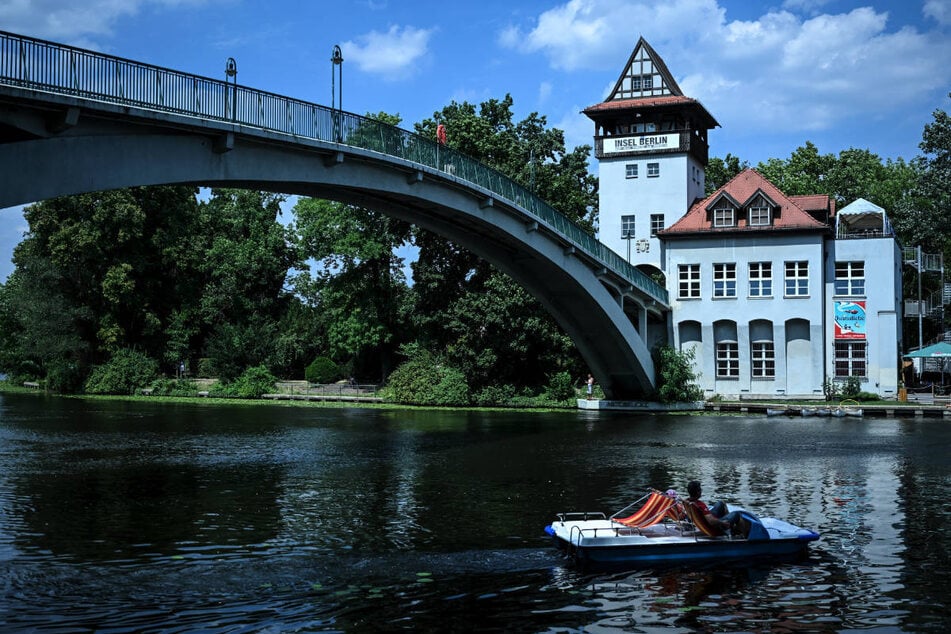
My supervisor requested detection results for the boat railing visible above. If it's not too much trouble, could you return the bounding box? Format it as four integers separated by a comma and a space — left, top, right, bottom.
566, 523, 640, 548
556, 511, 606, 522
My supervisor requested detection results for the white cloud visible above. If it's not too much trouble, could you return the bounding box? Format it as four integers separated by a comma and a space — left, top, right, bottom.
502, 1, 951, 138
500, 0, 725, 71
341, 25, 434, 80
0, 0, 209, 45
554, 106, 596, 154
924, 0, 951, 26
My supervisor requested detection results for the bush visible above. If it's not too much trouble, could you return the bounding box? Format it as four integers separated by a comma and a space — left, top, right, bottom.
210, 365, 277, 399
822, 377, 841, 401
149, 378, 199, 397
305, 356, 339, 384
46, 359, 85, 394
382, 344, 470, 406
195, 358, 214, 378
84, 349, 159, 395
842, 376, 862, 398
654, 345, 703, 403
472, 384, 516, 407
545, 370, 576, 403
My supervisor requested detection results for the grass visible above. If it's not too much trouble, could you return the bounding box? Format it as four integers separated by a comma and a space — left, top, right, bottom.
0, 381, 578, 413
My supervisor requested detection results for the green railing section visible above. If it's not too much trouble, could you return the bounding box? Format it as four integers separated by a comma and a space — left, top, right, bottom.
0, 30, 668, 305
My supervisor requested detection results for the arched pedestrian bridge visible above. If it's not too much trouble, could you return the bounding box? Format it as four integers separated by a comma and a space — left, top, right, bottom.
0, 31, 669, 398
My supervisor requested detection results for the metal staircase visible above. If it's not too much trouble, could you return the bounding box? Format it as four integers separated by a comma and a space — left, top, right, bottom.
903, 246, 947, 355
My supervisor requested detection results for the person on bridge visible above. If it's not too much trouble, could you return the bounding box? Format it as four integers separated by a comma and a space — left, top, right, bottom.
436, 123, 447, 145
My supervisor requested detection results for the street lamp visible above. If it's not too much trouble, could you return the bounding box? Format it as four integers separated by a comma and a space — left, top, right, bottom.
331, 45, 343, 111
331, 45, 343, 141
224, 57, 237, 121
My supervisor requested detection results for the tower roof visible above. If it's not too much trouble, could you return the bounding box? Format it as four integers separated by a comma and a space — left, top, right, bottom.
582, 37, 718, 128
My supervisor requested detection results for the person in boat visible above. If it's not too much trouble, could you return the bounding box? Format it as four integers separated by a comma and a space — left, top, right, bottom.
686, 480, 749, 537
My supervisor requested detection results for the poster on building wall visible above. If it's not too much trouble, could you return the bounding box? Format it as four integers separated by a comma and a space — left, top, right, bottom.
834, 301, 867, 339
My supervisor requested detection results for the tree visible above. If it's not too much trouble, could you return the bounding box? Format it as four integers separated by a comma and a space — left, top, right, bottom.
756, 142, 835, 197
197, 189, 301, 379
2, 187, 202, 387
896, 99, 951, 258
292, 112, 414, 381
754, 142, 917, 213
406, 95, 594, 391
705, 153, 748, 195
0, 186, 303, 389
891, 97, 951, 345
436, 272, 579, 391
654, 345, 703, 403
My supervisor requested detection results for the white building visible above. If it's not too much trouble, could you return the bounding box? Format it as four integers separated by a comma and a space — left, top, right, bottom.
659, 169, 829, 397
826, 199, 903, 396
587, 40, 903, 398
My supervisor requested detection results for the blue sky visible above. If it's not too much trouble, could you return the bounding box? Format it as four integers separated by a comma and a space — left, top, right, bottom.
2, 0, 950, 282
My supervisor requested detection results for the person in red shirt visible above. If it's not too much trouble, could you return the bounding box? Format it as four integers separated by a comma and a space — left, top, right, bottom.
686, 480, 737, 534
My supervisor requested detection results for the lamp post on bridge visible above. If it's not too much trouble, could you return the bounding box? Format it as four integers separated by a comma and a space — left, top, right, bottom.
224, 57, 237, 121
331, 45, 343, 142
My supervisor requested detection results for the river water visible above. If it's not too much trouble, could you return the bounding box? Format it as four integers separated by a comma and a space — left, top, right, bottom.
0, 393, 948, 632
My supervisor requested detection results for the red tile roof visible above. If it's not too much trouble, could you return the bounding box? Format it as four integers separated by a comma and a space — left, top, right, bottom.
583, 95, 702, 114
790, 194, 837, 217
660, 169, 831, 236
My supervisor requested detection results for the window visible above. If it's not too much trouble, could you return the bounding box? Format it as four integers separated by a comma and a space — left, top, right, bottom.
785, 261, 809, 296
716, 342, 739, 378
678, 264, 700, 299
749, 262, 772, 297
650, 213, 665, 237
834, 261, 865, 296
647, 162, 660, 178
751, 342, 775, 378
625, 163, 638, 179
713, 263, 737, 298
632, 74, 653, 91
713, 207, 735, 227
621, 215, 636, 238
749, 206, 771, 226
834, 341, 867, 377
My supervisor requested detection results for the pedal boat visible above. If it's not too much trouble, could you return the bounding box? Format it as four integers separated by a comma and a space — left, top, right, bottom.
545, 490, 820, 568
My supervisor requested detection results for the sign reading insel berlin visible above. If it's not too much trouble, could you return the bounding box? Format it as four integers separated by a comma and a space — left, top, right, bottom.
602, 133, 681, 154
834, 301, 866, 339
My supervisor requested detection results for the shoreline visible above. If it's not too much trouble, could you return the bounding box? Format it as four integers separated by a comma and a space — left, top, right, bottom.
4, 383, 949, 418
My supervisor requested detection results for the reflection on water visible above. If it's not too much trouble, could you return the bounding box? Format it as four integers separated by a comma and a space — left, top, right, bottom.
1, 393, 949, 631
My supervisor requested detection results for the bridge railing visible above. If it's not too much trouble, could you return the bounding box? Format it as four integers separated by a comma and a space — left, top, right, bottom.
0, 30, 668, 305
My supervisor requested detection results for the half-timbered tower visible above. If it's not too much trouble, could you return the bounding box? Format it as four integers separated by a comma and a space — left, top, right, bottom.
583, 37, 718, 274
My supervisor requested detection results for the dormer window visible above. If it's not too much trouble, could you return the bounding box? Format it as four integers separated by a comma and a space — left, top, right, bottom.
744, 191, 778, 227
706, 192, 742, 228
713, 206, 735, 227
749, 206, 771, 226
